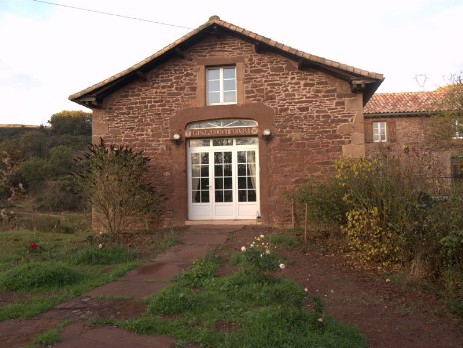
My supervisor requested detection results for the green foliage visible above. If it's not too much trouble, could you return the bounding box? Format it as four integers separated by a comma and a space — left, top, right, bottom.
265, 233, 300, 250
0, 262, 84, 290
48, 110, 92, 136
19, 131, 49, 159
27, 323, 65, 348
232, 235, 282, 274
289, 175, 348, 225
176, 251, 220, 288
74, 139, 161, 234
134, 253, 365, 348
71, 245, 136, 265
34, 176, 86, 212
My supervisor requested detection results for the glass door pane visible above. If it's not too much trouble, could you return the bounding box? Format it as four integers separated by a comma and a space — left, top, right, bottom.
214, 151, 233, 203
191, 152, 209, 203
237, 150, 257, 202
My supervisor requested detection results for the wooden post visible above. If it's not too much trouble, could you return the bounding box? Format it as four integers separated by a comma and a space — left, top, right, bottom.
304, 203, 308, 243
291, 200, 295, 228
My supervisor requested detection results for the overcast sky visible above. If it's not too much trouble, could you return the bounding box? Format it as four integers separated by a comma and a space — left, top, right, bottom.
1, 0, 462, 125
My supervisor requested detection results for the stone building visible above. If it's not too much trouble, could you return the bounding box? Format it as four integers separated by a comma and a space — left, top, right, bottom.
70, 17, 384, 227
364, 90, 462, 192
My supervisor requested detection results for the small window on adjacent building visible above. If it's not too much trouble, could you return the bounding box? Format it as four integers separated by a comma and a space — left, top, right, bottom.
206, 66, 236, 105
451, 157, 463, 179
372, 121, 387, 142
452, 120, 463, 139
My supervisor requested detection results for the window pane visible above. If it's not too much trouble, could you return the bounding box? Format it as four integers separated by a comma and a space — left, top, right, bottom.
200, 178, 209, 189
207, 91, 220, 104
237, 151, 246, 163
200, 165, 209, 176
238, 164, 246, 176
192, 165, 200, 177
215, 178, 223, 189
224, 152, 232, 164
215, 191, 223, 202
201, 153, 209, 164
223, 91, 236, 103
201, 191, 210, 203
238, 177, 247, 189
247, 151, 256, 163
191, 153, 200, 164
207, 68, 220, 80
214, 152, 223, 164
224, 190, 233, 202
207, 80, 220, 92
238, 190, 247, 202
236, 137, 258, 145
248, 189, 256, 202
215, 165, 223, 176
224, 178, 232, 189
223, 80, 236, 91
213, 139, 233, 146
190, 139, 210, 147
224, 164, 232, 176
193, 191, 200, 203
223, 67, 235, 79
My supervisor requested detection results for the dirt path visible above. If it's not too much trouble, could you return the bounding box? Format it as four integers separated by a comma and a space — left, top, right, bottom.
223, 226, 463, 348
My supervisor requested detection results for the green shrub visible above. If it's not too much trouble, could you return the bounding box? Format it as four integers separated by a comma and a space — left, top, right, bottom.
176, 251, 220, 288
0, 262, 83, 290
72, 245, 136, 265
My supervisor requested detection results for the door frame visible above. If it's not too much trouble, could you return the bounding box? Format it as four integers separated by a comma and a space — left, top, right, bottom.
187, 137, 260, 220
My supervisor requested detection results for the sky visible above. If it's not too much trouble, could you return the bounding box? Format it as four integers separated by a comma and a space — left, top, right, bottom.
1, 0, 462, 125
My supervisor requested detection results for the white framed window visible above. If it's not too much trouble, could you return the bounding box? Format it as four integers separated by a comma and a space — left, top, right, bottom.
372, 121, 387, 142
206, 67, 236, 105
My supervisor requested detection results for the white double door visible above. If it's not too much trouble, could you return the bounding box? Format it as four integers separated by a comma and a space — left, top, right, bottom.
188, 138, 259, 220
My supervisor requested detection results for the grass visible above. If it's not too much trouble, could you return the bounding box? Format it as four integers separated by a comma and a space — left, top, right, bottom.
24, 320, 71, 348
119, 253, 366, 348
0, 226, 167, 321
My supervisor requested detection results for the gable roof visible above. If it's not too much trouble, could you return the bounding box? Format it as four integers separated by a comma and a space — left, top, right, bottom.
364, 91, 444, 117
69, 17, 384, 108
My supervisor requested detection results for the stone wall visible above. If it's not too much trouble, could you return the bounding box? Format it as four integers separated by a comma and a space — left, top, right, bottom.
92, 34, 363, 227
365, 116, 452, 179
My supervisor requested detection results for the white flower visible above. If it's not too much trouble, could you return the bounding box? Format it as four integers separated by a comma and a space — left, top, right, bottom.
304, 287, 309, 292
241, 246, 246, 252
265, 249, 270, 255
98, 243, 103, 249
317, 317, 323, 323
260, 234, 265, 239
279, 263, 285, 269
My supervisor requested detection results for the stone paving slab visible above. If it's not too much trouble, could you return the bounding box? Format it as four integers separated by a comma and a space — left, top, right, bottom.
86, 279, 170, 298
155, 244, 210, 263
54, 326, 177, 348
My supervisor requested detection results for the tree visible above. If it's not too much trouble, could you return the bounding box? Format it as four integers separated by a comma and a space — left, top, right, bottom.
74, 140, 160, 234
48, 110, 92, 136
430, 72, 463, 149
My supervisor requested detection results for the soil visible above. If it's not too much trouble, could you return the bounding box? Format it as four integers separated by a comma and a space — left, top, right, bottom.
0, 224, 462, 347
219, 226, 463, 348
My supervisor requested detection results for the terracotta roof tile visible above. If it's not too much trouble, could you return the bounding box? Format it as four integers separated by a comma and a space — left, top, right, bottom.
364, 91, 444, 115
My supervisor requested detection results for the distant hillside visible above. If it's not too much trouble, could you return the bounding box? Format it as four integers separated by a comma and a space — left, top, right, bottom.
0, 124, 50, 143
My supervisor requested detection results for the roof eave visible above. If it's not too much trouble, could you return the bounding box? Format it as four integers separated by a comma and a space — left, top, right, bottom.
69, 19, 384, 107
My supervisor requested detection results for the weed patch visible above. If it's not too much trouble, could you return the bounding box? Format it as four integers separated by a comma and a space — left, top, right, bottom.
0, 262, 84, 291
71, 245, 136, 265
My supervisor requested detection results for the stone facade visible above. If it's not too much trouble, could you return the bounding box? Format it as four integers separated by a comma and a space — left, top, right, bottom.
71, 19, 383, 228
